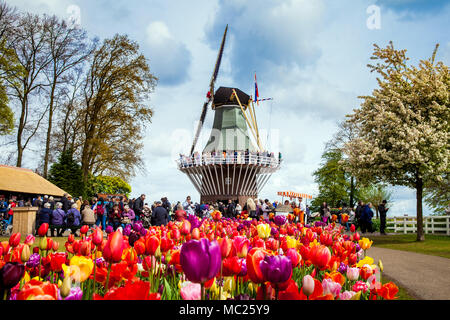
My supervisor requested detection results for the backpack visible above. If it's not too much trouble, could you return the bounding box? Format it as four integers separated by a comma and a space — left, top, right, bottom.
67, 211, 75, 225
96, 205, 105, 216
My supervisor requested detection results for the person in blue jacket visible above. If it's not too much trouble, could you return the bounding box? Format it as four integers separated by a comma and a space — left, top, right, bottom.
51, 202, 66, 237
360, 202, 374, 233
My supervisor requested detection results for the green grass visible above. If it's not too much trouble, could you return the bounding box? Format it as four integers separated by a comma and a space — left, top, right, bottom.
371, 234, 450, 259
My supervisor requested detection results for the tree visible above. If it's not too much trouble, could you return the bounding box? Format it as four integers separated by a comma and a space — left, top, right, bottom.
358, 184, 393, 219
312, 148, 351, 208
344, 42, 450, 241
3, 12, 53, 167
424, 174, 450, 215
78, 34, 157, 186
48, 149, 84, 197
41, 14, 93, 178
87, 175, 132, 198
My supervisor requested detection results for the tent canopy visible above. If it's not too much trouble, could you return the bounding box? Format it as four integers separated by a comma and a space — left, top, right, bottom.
0, 165, 66, 197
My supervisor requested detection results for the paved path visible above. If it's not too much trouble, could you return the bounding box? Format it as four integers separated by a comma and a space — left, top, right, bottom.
367, 246, 450, 300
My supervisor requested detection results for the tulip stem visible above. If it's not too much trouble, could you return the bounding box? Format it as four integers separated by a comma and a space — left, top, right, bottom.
219, 261, 223, 300
201, 282, 205, 300
105, 262, 112, 291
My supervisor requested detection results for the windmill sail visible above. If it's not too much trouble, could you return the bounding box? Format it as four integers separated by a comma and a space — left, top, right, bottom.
190, 25, 228, 156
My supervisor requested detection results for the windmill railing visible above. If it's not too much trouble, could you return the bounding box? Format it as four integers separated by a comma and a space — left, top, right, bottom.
176, 154, 282, 169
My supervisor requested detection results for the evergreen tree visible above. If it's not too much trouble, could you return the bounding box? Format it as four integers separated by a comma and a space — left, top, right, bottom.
48, 149, 84, 197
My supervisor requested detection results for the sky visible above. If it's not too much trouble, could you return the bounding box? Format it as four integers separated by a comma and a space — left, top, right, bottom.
7, 0, 450, 217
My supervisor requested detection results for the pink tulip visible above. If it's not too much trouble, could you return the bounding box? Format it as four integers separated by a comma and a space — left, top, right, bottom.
339, 291, 356, 300
346, 267, 360, 281
322, 278, 342, 298
180, 281, 201, 300
302, 275, 315, 297
24, 235, 35, 246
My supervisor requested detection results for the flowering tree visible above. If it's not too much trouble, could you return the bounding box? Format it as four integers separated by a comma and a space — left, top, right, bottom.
344, 42, 449, 241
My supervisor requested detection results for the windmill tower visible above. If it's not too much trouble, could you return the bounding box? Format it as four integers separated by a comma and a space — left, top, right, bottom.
177, 26, 281, 205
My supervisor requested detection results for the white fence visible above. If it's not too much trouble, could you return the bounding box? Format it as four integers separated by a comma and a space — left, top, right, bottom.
386, 215, 450, 236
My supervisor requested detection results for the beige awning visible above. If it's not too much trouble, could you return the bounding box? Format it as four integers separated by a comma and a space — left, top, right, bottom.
0, 165, 66, 197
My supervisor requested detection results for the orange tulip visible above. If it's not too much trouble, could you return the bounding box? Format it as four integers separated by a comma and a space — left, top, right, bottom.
217, 237, 232, 259
246, 247, 268, 284
145, 235, 160, 256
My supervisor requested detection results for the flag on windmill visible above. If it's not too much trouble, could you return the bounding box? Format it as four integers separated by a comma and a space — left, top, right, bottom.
254, 73, 260, 105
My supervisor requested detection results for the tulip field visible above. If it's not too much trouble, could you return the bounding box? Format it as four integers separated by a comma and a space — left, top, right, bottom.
0, 214, 399, 300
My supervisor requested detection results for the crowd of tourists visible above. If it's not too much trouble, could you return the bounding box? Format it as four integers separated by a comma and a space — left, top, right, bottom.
178, 150, 282, 168
1, 191, 394, 237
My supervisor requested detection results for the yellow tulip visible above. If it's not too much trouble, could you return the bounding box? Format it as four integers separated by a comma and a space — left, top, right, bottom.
286, 236, 296, 249
62, 256, 94, 283
356, 256, 374, 268
350, 291, 362, 300
378, 259, 384, 273
223, 277, 235, 293
359, 238, 373, 250
256, 224, 271, 239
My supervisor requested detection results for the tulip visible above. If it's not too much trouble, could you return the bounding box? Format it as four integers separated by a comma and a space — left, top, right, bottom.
352, 281, 368, 293
0, 262, 25, 290
350, 224, 356, 233
39, 236, 48, 251
353, 232, 360, 241
91, 227, 103, 246
80, 225, 89, 235
134, 240, 146, 256
378, 259, 384, 273
191, 228, 200, 240
322, 278, 342, 298
233, 236, 250, 258
302, 274, 315, 297
256, 223, 271, 239
285, 248, 301, 268
9, 233, 21, 248
21, 244, 31, 263
38, 223, 49, 237
46, 238, 53, 251
310, 245, 331, 270
180, 239, 221, 284
145, 235, 160, 256
346, 267, 360, 281
259, 254, 292, 286
103, 230, 124, 263
24, 235, 35, 246
180, 220, 191, 235
80, 241, 92, 256
216, 237, 231, 260
340, 290, 356, 300
52, 241, 59, 252
60, 276, 72, 298
359, 238, 373, 251
274, 215, 286, 226
180, 281, 201, 300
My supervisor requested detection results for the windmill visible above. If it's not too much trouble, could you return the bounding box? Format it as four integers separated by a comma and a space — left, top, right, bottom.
178, 26, 282, 206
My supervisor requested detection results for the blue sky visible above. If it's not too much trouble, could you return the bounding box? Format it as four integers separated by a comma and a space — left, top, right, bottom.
8, 0, 450, 216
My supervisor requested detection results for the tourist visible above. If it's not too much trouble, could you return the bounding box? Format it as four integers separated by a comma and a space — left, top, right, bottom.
246, 198, 257, 219
66, 203, 81, 236
320, 202, 330, 224
121, 205, 135, 228
360, 202, 374, 233
378, 200, 389, 235
61, 193, 71, 213
51, 202, 66, 237
110, 204, 122, 230
298, 197, 306, 224
133, 194, 146, 221
235, 202, 242, 216
152, 201, 169, 226
48, 196, 55, 210
305, 205, 311, 225
81, 200, 96, 229
174, 204, 187, 222
354, 201, 363, 231
226, 200, 236, 218
94, 198, 107, 231
37, 202, 52, 235
183, 196, 195, 216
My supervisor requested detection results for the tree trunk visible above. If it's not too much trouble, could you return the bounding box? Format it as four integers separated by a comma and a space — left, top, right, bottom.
43, 82, 56, 178
350, 176, 355, 208
416, 176, 425, 242
16, 98, 26, 167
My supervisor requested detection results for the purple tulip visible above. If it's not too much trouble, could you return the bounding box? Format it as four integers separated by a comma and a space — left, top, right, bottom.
128, 232, 140, 246
180, 239, 221, 284
0, 262, 25, 289
238, 258, 247, 277
26, 253, 41, 268
259, 255, 292, 285
355, 244, 361, 252
105, 225, 114, 234
338, 262, 348, 274
64, 287, 83, 300
274, 215, 287, 226
133, 222, 142, 233
271, 227, 278, 236
140, 228, 148, 236
187, 215, 203, 232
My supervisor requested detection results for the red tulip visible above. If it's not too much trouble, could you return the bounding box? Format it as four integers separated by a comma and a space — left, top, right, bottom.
9, 233, 21, 248
350, 224, 356, 233
80, 225, 89, 235
145, 235, 160, 256
80, 241, 92, 256
180, 220, 191, 235
353, 232, 360, 241
133, 239, 145, 256
310, 245, 331, 270
246, 247, 268, 284
38, 223, 49, 237
67, 234, 75, 244
222, 256, 243, 276
103, 230, 124, 263
171, 228, 181, 241
160, 237, 174, 252
46, 238, 54, 251
49, 252, 67, 272
285, 248, 301, 268
52, 241, 59, 252
92, 227, 103, 246
217, 237, 232, 259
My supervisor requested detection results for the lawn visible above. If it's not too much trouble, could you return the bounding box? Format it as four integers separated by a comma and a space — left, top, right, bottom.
370, 234, 450, 259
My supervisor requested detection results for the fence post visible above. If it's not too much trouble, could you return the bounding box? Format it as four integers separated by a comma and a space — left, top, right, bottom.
447, 216, 450, 236
404, 217, 407, 234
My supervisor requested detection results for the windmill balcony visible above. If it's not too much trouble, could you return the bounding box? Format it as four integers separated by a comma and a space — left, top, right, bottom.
176, 153, 282, 169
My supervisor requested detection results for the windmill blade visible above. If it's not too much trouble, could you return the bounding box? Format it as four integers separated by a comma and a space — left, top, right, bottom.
189, 25, 228, 155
